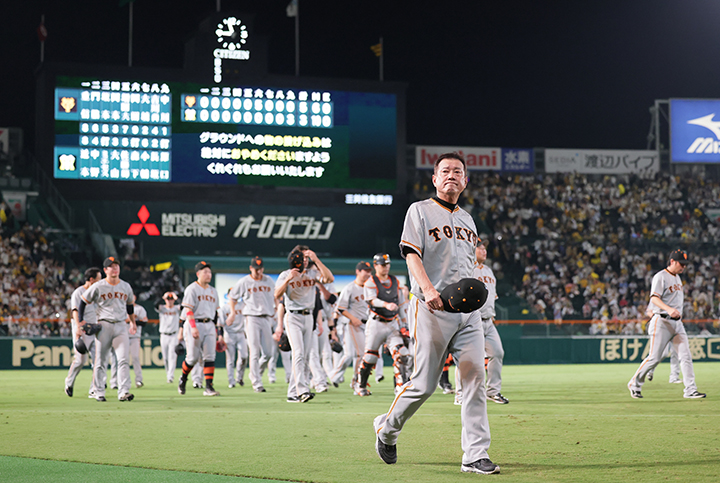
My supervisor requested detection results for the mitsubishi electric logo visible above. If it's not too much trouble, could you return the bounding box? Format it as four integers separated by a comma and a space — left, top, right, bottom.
127, 205, 160, 236
670, 99, 720, 163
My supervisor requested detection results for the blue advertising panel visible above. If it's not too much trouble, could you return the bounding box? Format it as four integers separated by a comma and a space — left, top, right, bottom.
670, 98, 720, 163
501, 148, 534, 172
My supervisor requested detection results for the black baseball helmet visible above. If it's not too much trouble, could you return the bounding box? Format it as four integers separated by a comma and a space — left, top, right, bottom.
74, 338, 88, 355
440, 278, 488, 313
373, 253, 390, 266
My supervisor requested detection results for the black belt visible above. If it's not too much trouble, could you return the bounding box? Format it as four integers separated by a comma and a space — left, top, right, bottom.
161, 331, 177, 335
658, 314, 680, 321
289, 309, 312, 315
192, 318, 212, 323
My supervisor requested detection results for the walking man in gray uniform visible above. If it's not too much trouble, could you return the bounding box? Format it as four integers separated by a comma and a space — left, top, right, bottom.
219, 293, 248, 388
64, 267, 102, 397
157, 291, 181, 383
628, 249, 706, 399
229, 256, 276, 393
178, 261, 223, 396
374, 153, 499, 475
274, 246, 334, 403
79, 257, 137, 402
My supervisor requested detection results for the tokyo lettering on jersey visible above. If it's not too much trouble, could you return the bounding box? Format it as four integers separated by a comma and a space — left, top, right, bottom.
181, 281, 220, 320
230, 274, 275, 316
81, 279, 134, 322
219, 300, 245, 333
337, 281, 369, 322
158, 305, 180, 333
472, 262, 497, 319
276, 267, 320, 311
400, 197, 478, 299
650, 268, 684, 316
72, 285, 97, 325
365, 275, 400, 321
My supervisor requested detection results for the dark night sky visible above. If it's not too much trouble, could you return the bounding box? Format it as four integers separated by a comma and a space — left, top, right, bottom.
4, 0, 720, 151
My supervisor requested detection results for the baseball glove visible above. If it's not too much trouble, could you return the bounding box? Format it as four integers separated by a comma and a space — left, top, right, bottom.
82, 323, 102, 336
175, 341, 186, 356
216, 339, 227, 353
277, 332, 291, 352
74, 338, 88, 355
330, 339, 343, 353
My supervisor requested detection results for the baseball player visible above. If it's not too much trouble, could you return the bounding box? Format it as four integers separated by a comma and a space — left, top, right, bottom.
644, 302, 681, 384
356, 254, 409, 397
219, 293, 248, 388
318, 282, 338, 376
79, 257, 136, 402
64, 267, 102, 397
328, 261, 373, 388
228, 256, 276, 393
374, 153, 499, 475
156, 291, 181, 383
274, 246, 334, 403
177, 261, 223, 397
628, 249, 706, 399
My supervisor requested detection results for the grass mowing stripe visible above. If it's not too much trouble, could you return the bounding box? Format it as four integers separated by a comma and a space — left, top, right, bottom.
1, 363, 719, 483
0, 455, 292, 482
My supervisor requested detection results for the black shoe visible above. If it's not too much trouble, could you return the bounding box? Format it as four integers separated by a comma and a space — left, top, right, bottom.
203, 383, 220, 397
193, 383, 203, 389
96, 396, 107, 402
254, 387, 266, 393
299, 392, 314, 403
332, 381, 339, 388
287, 396, 300, 403
376, 375, 385, 383
461, 458, 500, 475
178, 379, 187, 395
65, 386, 73, 397
487, 393, 509, 404
119, 393, 134, 402
684, 391, 707, 399
376, 437, 397, 464
647, 373, 653, 382
238, 379, 244, 386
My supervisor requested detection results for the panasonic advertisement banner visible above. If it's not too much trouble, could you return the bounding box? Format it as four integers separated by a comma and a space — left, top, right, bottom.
415, 145, 533, 172
670, 99, 720, 163
544, 149, 659, 176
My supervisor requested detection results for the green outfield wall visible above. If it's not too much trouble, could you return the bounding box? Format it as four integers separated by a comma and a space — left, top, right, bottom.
3, 333, 720, 369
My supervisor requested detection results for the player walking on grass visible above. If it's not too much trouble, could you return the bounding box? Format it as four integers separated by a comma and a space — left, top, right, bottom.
64, 267, 102, 398
229, 256, 276, 393
157, 291, 181, 383
219, 293, 248, 388
274, 246, 334, 403
374, 153, 500, 475
628, 249, 705, 399
177, 261, 223, 397
79, 257, 136, 402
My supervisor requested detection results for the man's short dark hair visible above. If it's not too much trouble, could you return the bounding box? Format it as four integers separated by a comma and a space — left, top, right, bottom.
84, 267, 101, 282
434, 152, 466, 174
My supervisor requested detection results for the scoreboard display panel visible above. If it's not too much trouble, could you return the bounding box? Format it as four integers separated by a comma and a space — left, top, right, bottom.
52, 76, 399, 191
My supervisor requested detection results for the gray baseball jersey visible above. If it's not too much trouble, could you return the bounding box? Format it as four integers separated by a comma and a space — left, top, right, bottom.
472, 262, 497, 319
81, 279, 134, 322
276, 267, 320, 310
219, 301, 245, 333
230, 274, 275, 316
338, 281, 369, 321
158, 305, 180, 333
71, 285, 97, 324
400, 198, 478, 298
650, 269, 684, 316
181, 282, 220, 320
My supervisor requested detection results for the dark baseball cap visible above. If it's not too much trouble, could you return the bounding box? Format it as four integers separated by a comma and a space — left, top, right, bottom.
195, 260, 212, 272
250, 256, 264, 268
477, 236, 489, 247
373, 253, 390, 265
669, 249, 689, 265
356, 261, 372, 272
103, 257, 120, 268
440, 278, 488, 313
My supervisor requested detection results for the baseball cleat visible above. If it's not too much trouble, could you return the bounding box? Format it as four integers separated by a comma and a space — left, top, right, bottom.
64, 386, 73, 397
96, 396, 107, 402
178, 379, 187, 395
647, 373, 653, 382
669, 378, 682, 384
299, 392, 315, 403
203, 383, 220, 396
315, 386, 328, 393
356, 387, 372, 397
119, 393, 135, 402
332, 381, 339, 388
135, 382, 143, 388
629, 389, 643, 399
110, 385, 118, 390
461, 458, 500, 475
287, 396, 300, 403
192, 383, 203, 389
684, 391, 706, 399
167, 379, 173, 384
229, 383, 236, 388
254, 387, 267, 393
268, 378, 276, 384
439, 382, 455, 395
88, 391, 96, 399
238, 380, 244, 386
454, 395, 462, 406
487, 393, 509, 404
375, 437, 397, 464
376, 375, 385, 383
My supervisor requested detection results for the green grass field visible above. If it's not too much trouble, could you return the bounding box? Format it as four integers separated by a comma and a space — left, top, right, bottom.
1, 363, 719, 482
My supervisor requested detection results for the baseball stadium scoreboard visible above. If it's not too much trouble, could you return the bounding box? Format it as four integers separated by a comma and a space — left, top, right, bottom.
51, 75, 401, 192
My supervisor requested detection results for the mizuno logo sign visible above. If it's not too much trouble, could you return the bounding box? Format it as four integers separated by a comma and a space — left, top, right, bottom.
686, 113, 720, 154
